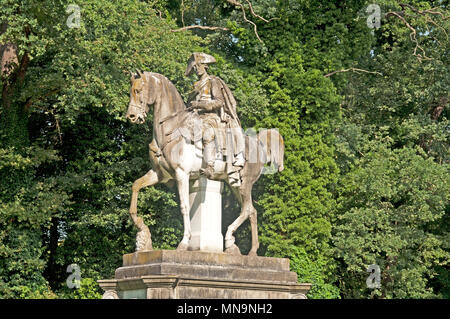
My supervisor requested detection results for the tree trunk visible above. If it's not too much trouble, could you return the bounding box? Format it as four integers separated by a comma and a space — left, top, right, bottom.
44, 217, 60, 289
0, 22, 30, 148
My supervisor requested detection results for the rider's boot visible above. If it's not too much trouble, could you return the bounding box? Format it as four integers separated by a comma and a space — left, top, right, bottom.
229, 152, 244, 186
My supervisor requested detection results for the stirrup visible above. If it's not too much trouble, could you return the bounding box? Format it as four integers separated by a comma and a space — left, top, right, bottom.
229, 172, 241, 186
233, 152, 245, 167
229, 178, 241, 187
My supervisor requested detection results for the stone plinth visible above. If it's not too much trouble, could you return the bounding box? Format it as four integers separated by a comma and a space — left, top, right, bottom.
98, 250, 311, 299
188, 177, 223, 253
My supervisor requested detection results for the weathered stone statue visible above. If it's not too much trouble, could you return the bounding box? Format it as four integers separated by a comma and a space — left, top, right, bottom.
98, 54, 312, 299
125, 53, 285, 256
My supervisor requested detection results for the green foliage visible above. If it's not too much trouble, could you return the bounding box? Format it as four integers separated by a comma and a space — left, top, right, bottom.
334, 142, 449, 298
0, 144, 70, 297
332, 0, 449, 298
61, 278, 103, 299
232, 0, 369, 297
289, 246, 340, 299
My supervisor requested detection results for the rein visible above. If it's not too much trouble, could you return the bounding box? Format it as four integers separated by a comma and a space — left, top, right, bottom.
159, 112, 178, 124
159, 107, 194, 125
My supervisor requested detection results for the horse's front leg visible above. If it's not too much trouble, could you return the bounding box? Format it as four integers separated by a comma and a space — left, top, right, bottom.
175, 168, 191, 251
130, 169, 160, 251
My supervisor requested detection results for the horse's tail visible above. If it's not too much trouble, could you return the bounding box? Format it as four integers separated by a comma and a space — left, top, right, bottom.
257, 129, 285, 172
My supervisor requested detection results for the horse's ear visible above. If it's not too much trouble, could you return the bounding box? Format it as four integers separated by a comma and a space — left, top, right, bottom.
128, 71, 136, 81
136, 69, 143, 78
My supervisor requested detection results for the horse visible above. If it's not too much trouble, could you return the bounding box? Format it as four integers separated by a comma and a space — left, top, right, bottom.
126, 70, 284, 256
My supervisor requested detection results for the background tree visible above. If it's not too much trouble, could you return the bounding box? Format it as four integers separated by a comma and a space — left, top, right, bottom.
332, 0, 449, 298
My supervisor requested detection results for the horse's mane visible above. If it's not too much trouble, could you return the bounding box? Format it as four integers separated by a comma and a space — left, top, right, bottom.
147, 72, 186, 111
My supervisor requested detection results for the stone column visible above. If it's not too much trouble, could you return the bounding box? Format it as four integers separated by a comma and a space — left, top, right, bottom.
188, 176, 223, 253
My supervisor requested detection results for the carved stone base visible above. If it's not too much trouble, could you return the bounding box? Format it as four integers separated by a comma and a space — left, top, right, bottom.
98, 250, 311, 299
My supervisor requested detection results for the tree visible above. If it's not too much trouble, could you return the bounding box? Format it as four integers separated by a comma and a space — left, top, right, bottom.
332, 0, 449, 298
334, 142, 449, 298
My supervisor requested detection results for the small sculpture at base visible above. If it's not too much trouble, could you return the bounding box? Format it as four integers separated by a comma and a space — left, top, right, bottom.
102, 290, 119, 299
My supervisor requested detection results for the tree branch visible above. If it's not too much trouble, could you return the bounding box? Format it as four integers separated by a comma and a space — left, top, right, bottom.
24, 88, 60, 112
154, 9, 162, 19
399, 3, 449, 20
386, 11, 433, 61
226, 0, 279, 42
385, 4, 448, 61
181, 0, 185, 27
243, 0, 278, 23
398, 4, 449, 38
324, 67, 383, 78
430, 96, 449, 121
171, 25, 229, 32
1, 24, 30, 110
227, 0, 262, 42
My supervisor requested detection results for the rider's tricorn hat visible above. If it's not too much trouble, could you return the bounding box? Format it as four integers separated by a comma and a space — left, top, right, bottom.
185, 52, 216, 76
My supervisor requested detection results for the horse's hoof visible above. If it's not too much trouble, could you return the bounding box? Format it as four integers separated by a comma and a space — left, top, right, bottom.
225, 244, 241, 255
136, 247, 153, 252
248, 250, 257, 257
136, 242, 153, 252
142, 242, 153, 251
177, 242, 189, 251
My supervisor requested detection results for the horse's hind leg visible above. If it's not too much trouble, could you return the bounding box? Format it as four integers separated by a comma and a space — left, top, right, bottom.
225, 186, 257, 256
130, 169, 160, 251
248, 207, 259, 256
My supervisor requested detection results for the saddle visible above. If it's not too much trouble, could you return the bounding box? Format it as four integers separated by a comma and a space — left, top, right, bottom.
162, 110, 229, 161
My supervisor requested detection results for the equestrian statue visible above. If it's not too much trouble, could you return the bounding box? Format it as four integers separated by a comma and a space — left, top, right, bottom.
126, 52, 284, 256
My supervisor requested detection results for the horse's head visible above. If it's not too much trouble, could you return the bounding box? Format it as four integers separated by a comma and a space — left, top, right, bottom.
126, 70, 157, 124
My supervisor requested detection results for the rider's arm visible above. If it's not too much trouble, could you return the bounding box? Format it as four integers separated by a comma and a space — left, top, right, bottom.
190, 79, 224, 111
192, 99, 223, 111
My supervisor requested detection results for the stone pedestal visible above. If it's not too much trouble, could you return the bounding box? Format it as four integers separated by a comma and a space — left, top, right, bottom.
98, 250, 311, 299
188, 177, 223, 253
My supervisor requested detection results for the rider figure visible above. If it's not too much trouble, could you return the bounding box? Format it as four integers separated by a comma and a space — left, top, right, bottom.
185, 52, 245, 186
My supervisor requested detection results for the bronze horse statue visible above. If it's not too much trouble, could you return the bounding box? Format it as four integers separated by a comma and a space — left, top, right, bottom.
126, 71, 284, 256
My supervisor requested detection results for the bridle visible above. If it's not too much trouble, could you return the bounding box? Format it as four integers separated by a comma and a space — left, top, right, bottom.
129, 73, 152, 120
